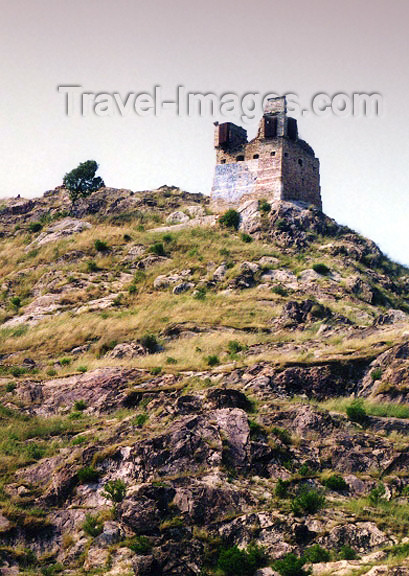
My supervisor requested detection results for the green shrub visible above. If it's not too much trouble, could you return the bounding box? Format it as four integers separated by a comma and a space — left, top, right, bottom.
6, 382, 16, 393
59, 357, 71, 366
338, 545, 357, 560
346, 400, 368, 427
219, 209, 240, 231
151, 366, 162, 375
228, 340, 244, 354
258, 199, 271, 214
166, 356, 177, 364
87, 260, 99, 273
163, 233, 173, 243
77, 365, 88, 373
133, 413, 148, 428
303, 544, 330, 563
10, 296, 21, 309
72, 436, 87, 446
73, 400, 87, 412
275, 479, 290, 499
103, 479, 127, 503
28, 222, 43, 233
128, 283, 138, 294
271, 427, 292, 445
25, 442, 46, 460
323, 474, 349, 492
240, 232, 253, 243
140, 334, 159, 353
248, 419, 264, 439
47, 368, 57, 377
274, 553, 310, 576
10, 366, 28, 377
77, 466, 100, 484
291, 488, 326, 516
272, 284, 288, 297
298, 464, 311, 476
128, 535, 151, 554
312, 263, 330, 276
94, 239, 109, 252
41, 563, 63, 576
275, 218, 288, 232
369, 482, 386, 506
371, 368, 382, 381
194, 286, 207, 300
82, 513, 103, 537
206, 355, 220, 367
149, 242, 166, 256
217, 544, 266, 576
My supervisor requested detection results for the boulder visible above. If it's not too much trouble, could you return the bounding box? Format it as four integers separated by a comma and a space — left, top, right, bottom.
319, 522, 392, 553
359, 342, 409, 401
108, 342, 147, 359
173, 282, 194, 294
184, 205, 205, 218
213, 263, 228, 283
346, 276, 374, 303
229, 261, 259, 289
166, 211, 189, 224
119, 484, 176, 534
30, 218, 91, 247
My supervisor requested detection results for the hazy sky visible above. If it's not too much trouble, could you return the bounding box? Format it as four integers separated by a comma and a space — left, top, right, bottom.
0, 0, 408, 265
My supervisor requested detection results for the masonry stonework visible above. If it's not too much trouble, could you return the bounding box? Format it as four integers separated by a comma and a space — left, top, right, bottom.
211, 96, 321, 211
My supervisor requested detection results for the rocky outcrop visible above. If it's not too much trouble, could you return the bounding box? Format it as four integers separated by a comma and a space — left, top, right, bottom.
359, 342, 409, 401
27, 218, 91, 248
12, 367, 143, 416
0, 187, 408, 575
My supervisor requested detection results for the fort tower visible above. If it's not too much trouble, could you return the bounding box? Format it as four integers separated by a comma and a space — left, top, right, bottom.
211, 96, 321, 211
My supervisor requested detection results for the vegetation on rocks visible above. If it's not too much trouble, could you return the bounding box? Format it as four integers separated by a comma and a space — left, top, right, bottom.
63, 160, 105, 203
0, 185, 408, 574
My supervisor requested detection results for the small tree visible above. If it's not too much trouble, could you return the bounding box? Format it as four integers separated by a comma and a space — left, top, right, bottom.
217, 544, 266, 576
312, 263, 330, 276
77, 466, 100, 484
258, 199, 271, 214
369, 482, 386, 506
149, 242, 166, 256
103, 479, 127, 503
291, 487, 326, 516
303, 544, 330, 564
82, 513, 103, 537
274, 553, 310, 576
323, 474, 349, 493
63, 160, 105, 203
275, 478, 290, 499
219, 209, 240, 230
338, 545, 357, 560
140, 334, 159, 353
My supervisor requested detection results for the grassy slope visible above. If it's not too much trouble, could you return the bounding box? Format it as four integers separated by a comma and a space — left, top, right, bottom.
0, 194, 409, 574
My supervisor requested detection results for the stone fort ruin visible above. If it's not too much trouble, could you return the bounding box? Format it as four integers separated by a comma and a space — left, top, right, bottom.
211, 96, 321, 211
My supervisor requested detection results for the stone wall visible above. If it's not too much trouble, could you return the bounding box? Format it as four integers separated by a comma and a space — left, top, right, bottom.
210, 96, 322, 212
211, 160, 258, 206
281, 139, 321, 209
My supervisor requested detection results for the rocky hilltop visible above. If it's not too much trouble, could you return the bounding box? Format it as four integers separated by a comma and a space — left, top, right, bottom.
0, 186, 409, 576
